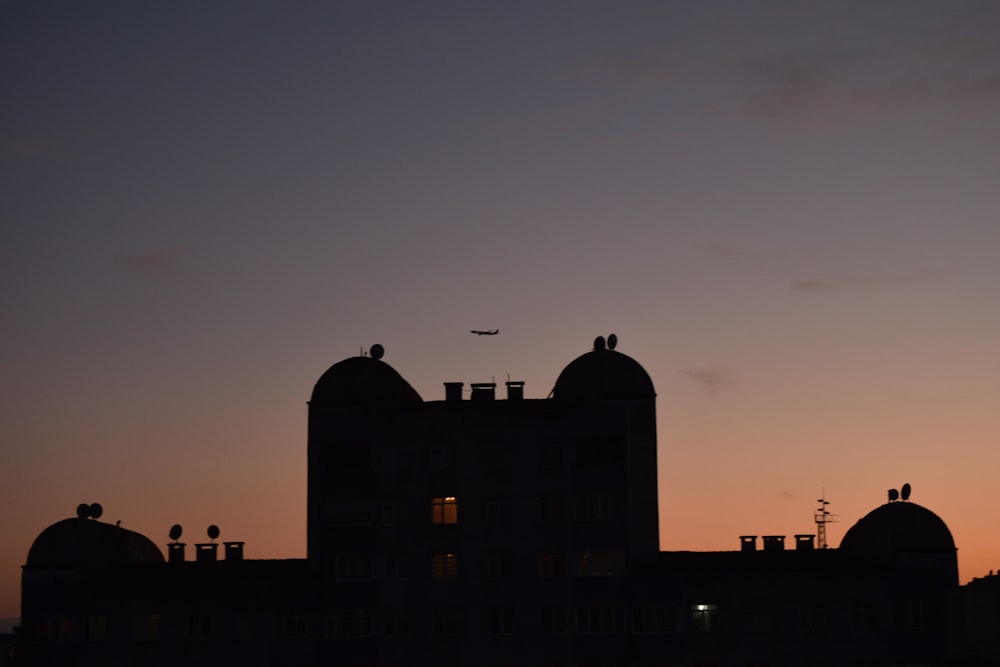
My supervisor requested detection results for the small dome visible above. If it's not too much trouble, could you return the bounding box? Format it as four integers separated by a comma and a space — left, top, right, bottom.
840, 501, 955, 557
311, 355, 422, 407
26, 517, 164, 569
552, 347, 655, 401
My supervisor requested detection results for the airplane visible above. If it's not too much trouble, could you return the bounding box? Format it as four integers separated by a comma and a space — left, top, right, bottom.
470, 329, 499, 336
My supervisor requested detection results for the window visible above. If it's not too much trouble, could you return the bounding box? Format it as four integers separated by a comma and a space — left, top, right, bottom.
486, 496, 512, 525
539, 552, 566, 577
377, 446, 403, 470
432, 497, 458, 524
538, 443, 562, 469
271, 615, 318, 639
487, 445, 512, 470
432, 610, 460, 636
575, 550, 625, 577
538, 495, 565, 522
576, 606, 625, 634
894, 600, 939, 629
383, 611, 410, 637
325, 611, 374, 638
851, 605, 878, 630
691, 604, 718, 632
381, 503, 399, 525
741, 607, 774, 633
329, 442, 371, 471
324, 499, 373, 526
326, 554, 373, 581
576, 493, 614, 521
488, 608, 513, 635
429, 446, 454, 469
432, 553, 458, 579
189, 615, 212, 640
134, 614, 161, 641
383, 554, 410, 581
632, 606, 678, 634
36, 617, 71, 642
488, 552, 514, 579
541, 607, 567, 634
86, 614, 107, 641
798, 605, 826, 631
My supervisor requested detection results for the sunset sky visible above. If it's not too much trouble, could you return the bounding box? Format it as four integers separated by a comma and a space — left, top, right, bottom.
3, 1, 1000, 620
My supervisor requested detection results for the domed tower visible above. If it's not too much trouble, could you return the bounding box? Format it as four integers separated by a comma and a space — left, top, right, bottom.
840, 499, 958, 586
551, 335, 659, 565
307, 346, 422, 567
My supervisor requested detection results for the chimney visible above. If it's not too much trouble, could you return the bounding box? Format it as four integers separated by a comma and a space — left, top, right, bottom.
224, 541, 245, 561
794, 534, 815, 550
195, 543, 218, 562
470, 383, 496, 401
506, 381, 525, 401
739, 535, 757, 552
444, 382, 463, 402
168, 542, 186, 563
762, 535, 785, 552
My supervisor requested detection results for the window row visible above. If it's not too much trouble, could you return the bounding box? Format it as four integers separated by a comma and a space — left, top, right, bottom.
26, 601, 932, 644
322, 550, 625, 582
334, 440, 627, 472
325, 493, 618, 527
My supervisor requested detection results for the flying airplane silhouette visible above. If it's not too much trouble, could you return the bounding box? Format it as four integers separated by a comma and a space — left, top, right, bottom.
470, 329, 499, 336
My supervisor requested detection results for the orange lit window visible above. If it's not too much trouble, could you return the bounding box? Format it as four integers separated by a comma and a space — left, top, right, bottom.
431, 553, 458, 579
431, 497, 458, 524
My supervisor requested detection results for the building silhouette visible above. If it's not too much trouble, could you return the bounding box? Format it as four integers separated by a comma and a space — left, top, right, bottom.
14, 336, 980, 666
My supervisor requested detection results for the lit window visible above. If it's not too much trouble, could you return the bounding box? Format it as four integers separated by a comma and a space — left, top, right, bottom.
432, 553, 458, 579
691, 604, 718, 632
432, 497, 458, 524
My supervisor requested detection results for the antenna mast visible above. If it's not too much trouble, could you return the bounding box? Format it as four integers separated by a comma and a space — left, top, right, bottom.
814, 490, 838, 549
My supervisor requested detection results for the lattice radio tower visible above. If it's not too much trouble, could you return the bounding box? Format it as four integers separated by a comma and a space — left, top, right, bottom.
815, 491, 838, 549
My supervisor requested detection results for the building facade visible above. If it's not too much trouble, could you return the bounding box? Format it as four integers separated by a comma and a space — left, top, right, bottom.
16, 337, 969, 666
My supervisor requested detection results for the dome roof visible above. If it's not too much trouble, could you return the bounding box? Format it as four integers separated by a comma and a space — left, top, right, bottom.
311, 355, 422, 407
552, 343, 655, 401
26, 517, 164, 569
840, 501, 955, 557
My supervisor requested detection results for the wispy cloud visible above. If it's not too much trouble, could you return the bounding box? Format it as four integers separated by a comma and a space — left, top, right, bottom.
790, 269, 954, 294
113, 248, 184, 274
681, 365, 737, 396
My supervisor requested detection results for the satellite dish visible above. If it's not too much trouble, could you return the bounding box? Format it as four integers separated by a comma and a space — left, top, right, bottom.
901, 483, 911, 501
169, 524, 183, 541
594, 336, 606, 351
207, 525, 220, 540
607, 333, 618, 350
888, 489, 899, 502
370, 343, 384, 360
76, 503, 90, 519
89, 503, 103, 519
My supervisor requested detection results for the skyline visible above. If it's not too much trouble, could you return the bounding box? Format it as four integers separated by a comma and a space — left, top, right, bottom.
3, 1, 1000, 620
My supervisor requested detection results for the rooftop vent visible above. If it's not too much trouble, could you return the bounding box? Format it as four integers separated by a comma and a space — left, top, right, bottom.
762, 535, 786, 552
470, 383, 496, 401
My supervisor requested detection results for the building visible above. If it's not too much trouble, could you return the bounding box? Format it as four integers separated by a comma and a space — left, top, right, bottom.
17, 336, 970, 666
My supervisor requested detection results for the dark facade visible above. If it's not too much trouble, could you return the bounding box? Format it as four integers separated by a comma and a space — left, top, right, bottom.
16, 337, 973, 666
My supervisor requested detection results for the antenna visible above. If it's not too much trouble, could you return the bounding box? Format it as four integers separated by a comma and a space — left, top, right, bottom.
901, 482, 911, 501
169, 524, 183, 542
370, 343, 384, 360
89, 503, 103, 520
607, 333, 618, 350
814, 490, 838, 549
207, 525, 220, 541
888, 488, 899, 502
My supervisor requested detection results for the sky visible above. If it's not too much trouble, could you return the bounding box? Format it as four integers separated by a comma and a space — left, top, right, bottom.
2, 0, 1000, 620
